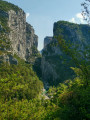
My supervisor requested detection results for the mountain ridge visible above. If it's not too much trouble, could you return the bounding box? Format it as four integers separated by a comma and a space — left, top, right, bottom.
42, 20, 90, 87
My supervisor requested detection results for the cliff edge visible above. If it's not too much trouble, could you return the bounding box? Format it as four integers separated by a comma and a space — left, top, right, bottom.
0, 0, 38, 62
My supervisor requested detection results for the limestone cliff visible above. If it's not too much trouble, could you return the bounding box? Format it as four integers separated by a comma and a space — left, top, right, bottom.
42, 21, 90, 87
8, 9, 26, 59
26, 23, 38, 60
0, 0, 38, 63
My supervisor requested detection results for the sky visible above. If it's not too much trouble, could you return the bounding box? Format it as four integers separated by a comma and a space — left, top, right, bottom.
4, 0, 86, 50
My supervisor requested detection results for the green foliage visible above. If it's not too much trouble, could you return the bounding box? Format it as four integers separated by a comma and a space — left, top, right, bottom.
33, 56, 42, 79
57, 35, 90, 85
0, 0, 20, 12
44, 66, 90, 120
0, 98, 57, 120
0, 16, 9, 31
0, 55, 47, 119
0, 33, 11, 53
0, 60, 43, 101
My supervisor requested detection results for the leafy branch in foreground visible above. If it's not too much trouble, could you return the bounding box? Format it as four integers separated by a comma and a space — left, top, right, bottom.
81, 0, 90, 24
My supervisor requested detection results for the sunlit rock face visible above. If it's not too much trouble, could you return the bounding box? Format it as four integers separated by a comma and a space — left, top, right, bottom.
0, 2, 38, 61
8, 10, 38, 60
8, 10, 26, 59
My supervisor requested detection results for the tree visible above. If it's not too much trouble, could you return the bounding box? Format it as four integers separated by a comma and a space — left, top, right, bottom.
81, 0, 90, 24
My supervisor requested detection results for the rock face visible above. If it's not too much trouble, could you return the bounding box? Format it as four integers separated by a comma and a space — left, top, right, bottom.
44, 37, 53, 48
53, 21, 90, 47
0, 54, 18, 65
26, 23, 38, 59
41, 57, 59, 88
8, 10, 26, 59
0, 1, 38, 61
42, 21, 90, 87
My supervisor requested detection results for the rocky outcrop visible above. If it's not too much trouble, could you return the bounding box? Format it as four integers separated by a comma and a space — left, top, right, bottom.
53, 21, 90, 48
0, 54, 18, 65
44, 37, 53, 48
0, 1, 38, 62
8, 10, 26, 60
42, 21, 90, 87
41, 57, 59, 88
26, 23, 38, 59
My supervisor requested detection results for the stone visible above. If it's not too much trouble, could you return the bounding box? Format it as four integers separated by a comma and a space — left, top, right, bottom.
44, 36, 53, 48
8, 10, 26, 60
26, 22, 38, 59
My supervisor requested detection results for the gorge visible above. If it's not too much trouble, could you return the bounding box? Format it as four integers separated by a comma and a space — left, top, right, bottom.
0, 0, 90, 120
0, 0, 90, 88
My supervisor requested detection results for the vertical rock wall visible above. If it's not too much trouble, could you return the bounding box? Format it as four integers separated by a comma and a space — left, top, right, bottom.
0, 1, 38, 63
26, 23, 38, 59
6, 9, 38, 60
44, 37, 53, 48
8, 10, 26, 59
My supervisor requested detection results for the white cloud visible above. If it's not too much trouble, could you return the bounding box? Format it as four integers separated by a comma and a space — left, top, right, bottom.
69, 18, 76, 23
26, 13, 30, 19
76, 13, 85, 24
76, 13, 83, 19
69, 13, 87, 24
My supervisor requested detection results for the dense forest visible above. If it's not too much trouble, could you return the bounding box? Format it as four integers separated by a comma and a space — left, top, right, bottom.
0, 0, 90, 120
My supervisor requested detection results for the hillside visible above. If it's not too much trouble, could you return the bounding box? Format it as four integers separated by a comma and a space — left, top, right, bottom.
0, 1, 44, 119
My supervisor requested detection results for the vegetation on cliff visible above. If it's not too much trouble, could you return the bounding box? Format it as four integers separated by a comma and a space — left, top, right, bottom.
0, 0, 20, 12
0, 0, 21, 31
